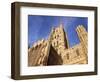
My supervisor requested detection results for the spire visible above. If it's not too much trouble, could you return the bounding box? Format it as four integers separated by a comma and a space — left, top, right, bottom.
59, 17, 63, 28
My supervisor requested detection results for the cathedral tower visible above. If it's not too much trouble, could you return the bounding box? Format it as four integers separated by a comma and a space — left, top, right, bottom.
50, 23, 69, 51
76, 25, 88, 54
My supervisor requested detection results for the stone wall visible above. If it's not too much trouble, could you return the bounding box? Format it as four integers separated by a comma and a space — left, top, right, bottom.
62, 43, 87, 64
28, 39, 50, 66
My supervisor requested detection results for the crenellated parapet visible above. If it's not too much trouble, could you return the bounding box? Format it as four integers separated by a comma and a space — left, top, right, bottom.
28, 39, 50, 66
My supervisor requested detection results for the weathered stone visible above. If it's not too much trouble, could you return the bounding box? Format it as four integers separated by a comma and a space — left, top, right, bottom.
28, 24, 88, 66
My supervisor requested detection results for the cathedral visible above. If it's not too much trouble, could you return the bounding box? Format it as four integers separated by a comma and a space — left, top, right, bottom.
28, 23, 88, 66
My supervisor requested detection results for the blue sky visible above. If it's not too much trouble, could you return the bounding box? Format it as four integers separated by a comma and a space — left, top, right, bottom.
28, 15, 88, 48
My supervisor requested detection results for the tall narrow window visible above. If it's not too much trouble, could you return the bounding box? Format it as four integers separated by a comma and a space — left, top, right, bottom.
67, 54, 69, 59
76, 49, 80, 56
57, 35, 59, 37
56, 41, 58, 45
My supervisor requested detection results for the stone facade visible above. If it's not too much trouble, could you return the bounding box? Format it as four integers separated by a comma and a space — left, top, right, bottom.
28, 39, 50, 66
28, 23, 88, 66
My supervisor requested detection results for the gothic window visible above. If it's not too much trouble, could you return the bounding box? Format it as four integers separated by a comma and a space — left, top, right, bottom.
57, 35, 59, 37
66, 54, 69, 59
76, 49, 80, 56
